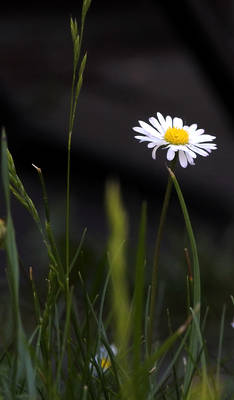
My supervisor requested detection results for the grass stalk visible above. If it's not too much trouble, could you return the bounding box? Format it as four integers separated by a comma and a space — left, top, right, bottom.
167, 168, 201, 397
65, 5, 90, 284
1, 130, 36, 398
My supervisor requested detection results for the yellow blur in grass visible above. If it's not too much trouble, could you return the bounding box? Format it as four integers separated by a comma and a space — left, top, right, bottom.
186, 375, 222, 400
106, 182, 130, 351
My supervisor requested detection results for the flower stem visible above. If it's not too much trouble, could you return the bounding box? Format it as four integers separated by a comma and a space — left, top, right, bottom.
66, 131, 72, 283
148, 157, 177, 353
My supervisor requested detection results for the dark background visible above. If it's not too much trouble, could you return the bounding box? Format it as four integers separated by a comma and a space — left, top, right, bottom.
1, 1, 234, 351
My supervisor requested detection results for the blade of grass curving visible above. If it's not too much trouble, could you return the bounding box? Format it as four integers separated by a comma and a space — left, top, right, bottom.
168, 168, 201, 396
132, 202, 147, 372
1, 130, 36, 398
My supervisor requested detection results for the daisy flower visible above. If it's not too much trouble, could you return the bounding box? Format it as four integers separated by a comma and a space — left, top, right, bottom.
91, 344, 117, 376
133, 112, 217, 168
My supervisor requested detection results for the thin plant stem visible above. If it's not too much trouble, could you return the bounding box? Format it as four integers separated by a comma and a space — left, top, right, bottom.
66, 131, 72, 282
148, 157, 177, 352
65, 11, 87, 284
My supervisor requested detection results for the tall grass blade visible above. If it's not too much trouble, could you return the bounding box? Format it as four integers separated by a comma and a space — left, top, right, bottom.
1, 130, 36, 398
106, 182, 130, 352
168, 168, 201, 396
66, 2, 90, 282
106, 182, 132, 399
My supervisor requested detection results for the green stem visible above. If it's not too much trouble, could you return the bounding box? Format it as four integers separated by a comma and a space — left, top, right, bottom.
148, 157, 177, 352
66, 132, 72, 283
65, 17, 85, 285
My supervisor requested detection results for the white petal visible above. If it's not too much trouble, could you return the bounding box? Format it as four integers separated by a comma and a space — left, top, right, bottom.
186, 152, 195, 165
189, 144, 209, 156
152, 145, 160, 159
168, 144, 190, 152
99, 346, 108, 358
184, 147, 197, 158
173, 117, 183, 129
167, 147, 175, 161
188, 124, 197, 134
138, 120, 161, 137
133, 127, 157, 139
147, 142, 160, 148
196, 143, 217, 152
178, 150, 188, 168
149, 117, 165, 135
165, 115, 172, 129
193, 134, 216, 143
133, 126, 147, 135
134, 135, 152, 142
157, 112, 168, 131
194, 128, 204, 135
169, 144, 197, 158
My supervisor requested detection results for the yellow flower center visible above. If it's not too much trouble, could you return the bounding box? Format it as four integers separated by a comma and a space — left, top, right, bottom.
164, 127, 189, 145
101, 358, 111, 370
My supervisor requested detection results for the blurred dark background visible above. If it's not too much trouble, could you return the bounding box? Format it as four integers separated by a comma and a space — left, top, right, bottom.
1, 0, 234, 350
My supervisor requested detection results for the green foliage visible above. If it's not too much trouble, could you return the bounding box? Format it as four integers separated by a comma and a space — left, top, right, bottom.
0, 0, 231, 398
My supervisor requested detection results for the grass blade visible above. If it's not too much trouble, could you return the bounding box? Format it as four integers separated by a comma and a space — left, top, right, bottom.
1, 130, 36, 398
167, 168, 201, 396
105, 182, 130, 353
